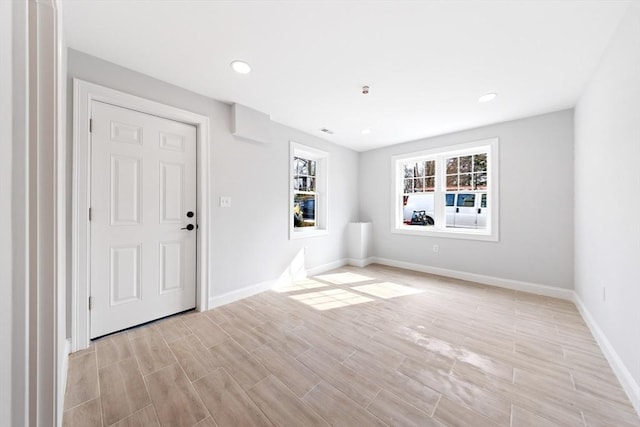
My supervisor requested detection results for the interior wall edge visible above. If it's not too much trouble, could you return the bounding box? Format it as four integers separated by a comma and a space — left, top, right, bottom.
573, 292, 640, 415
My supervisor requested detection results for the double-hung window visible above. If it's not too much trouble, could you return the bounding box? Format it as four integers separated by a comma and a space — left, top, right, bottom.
290, 142, 328, 239
392, 138, 499, 241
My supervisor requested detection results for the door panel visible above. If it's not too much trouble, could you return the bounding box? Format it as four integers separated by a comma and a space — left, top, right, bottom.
90, 100, 197, 338
110, 155, 141, 225
451, 193, 477, 228
160, 241, 184, 293
110, 245, 141, 305
160, 162, 185, 223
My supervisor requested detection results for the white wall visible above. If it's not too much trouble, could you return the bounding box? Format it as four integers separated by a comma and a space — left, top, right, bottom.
574, 1, 640, 410
359, 110, 574, 289
66, 49, 359, 308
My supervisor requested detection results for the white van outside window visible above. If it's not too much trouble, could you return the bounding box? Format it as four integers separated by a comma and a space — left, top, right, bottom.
404, 192, 487, 229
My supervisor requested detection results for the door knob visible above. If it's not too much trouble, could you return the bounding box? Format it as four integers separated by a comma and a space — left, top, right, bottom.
181, 224, 195, 231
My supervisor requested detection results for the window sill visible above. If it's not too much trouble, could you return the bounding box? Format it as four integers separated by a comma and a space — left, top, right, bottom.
392, 226, 498, 242
290, 228, 328, 240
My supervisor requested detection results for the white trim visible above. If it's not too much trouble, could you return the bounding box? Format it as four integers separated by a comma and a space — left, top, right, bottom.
305, 259, 347, 277
371, 257, 574, 300
56, 2, 68, 424
209, 279, 277, 309
347, 257, 375, 268
573, 294, 640, 415
208, 258, 348, 309
72, 79, 211, 351
58, 338, 71, 426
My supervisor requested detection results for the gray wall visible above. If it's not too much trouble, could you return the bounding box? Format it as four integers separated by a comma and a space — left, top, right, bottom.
575, 2, 640, 399
359, 110, 574, 289
66, 49, 359, 314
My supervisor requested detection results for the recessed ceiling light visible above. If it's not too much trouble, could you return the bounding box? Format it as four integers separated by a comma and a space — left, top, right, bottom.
361, 128, 371, 135
478, 93, 497, 103
230, 60, 251, 74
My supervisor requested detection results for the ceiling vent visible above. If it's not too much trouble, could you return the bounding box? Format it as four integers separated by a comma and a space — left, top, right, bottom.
320, 128, 334, 135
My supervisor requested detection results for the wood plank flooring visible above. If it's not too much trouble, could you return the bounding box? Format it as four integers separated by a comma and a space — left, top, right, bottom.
63, 264, 640, 427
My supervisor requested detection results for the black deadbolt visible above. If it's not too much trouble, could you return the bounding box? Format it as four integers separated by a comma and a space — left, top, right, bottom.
187, 211, 194, 218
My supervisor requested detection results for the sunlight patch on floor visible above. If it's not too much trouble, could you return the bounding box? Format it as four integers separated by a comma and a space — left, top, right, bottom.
352, 282, 424, 299
288, 288, 374, 310
314, 272, 374, 285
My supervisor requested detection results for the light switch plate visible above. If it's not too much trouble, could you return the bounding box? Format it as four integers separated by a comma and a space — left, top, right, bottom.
220, 196, 231, 208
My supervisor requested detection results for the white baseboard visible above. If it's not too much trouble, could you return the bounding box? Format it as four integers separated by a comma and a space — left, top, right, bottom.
306, 259, 348, 276
208, 279, 277, 309
573, 294, 640, 415
346, 257, 374, 268
58, 338, 71, 425
370, 257, 574, 300
208, 258, 348, 309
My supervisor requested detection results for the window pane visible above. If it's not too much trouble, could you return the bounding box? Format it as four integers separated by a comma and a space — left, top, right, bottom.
446, 175, 458, 191
404, 164, 414, 178
474, 153, 487, 172
403, 193, 435, 226
425, 160, 435, 177
414, 178, 425, 192
294, 194, 315, 228
459, 155, 472, 173
445, 193, 455, 206
425, 177, 435, 192
295, 157, 307, 175
308, 160, 316, 176
415, 162, 424, 177
446, 157, 458, 174
297, 176, 307, 191
404, 178, 413, 193
308, 177, 316, 192
456, 193, 475, 207
474, 172, 487, 190
459, 173, 472, 189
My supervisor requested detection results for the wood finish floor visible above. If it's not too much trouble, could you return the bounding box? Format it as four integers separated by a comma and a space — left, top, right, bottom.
63, 264, 640, 427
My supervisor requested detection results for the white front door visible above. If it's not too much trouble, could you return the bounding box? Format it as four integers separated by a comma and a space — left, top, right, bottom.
89, 100, 197, 338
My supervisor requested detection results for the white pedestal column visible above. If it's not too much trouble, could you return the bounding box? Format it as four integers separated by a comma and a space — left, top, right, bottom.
347, 222, 373, 267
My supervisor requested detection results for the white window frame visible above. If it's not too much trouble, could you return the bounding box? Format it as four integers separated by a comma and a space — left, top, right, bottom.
290, 142, 328, 239
391, 138, 499, 241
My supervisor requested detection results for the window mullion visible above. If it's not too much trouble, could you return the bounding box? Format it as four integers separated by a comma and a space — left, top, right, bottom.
434, 154, 445, 230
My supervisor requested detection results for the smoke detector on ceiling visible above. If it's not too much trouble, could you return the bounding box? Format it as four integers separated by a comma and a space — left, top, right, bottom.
362, 85, 370, 95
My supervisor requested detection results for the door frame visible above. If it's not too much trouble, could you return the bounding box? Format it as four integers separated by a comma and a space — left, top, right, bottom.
72, 79, 211, 351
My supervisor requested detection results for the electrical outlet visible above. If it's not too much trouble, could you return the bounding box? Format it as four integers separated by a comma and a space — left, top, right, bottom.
433, 244, 439, 253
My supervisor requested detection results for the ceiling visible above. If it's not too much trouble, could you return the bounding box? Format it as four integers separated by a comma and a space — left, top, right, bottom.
63, 0, 630, 152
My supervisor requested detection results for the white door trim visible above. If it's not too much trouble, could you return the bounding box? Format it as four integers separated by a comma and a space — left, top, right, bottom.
72, 79, 211, 351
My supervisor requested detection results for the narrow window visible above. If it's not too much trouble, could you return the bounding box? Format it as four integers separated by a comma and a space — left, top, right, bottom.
290, 142, 328, 239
